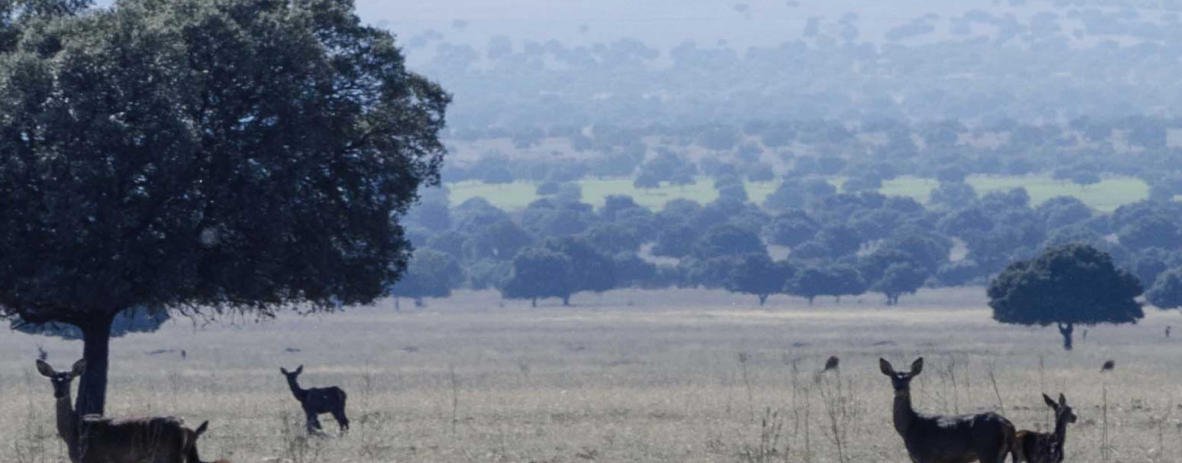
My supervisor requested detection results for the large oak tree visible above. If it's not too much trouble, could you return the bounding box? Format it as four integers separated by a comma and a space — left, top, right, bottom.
988, 244, 1142, 350
0, 0, 448, 415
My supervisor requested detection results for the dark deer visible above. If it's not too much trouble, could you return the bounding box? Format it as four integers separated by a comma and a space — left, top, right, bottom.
182, 420, 233, 463
1012, 394, 1077, 463
280, 365, 349, 435
880, 358, 1017, 463
37, 359, 191, 463
1100, 360, 1115, 372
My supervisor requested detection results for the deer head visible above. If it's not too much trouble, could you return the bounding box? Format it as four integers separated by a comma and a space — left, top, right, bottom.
36, 359, 85, 399
1043, 393, 1078, 425
280, 365, 304, 379
880, 357, 923, 393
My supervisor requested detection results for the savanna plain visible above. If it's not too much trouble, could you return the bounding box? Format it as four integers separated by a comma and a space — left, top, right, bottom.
2, 287, 1179, 463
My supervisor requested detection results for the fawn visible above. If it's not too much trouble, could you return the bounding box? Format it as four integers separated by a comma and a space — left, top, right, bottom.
280, 365, 349, 435
1013, 394, 1077, 463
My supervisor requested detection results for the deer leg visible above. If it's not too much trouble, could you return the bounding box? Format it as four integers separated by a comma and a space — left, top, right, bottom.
305, 410, 324, 435
332, 409, 350, 434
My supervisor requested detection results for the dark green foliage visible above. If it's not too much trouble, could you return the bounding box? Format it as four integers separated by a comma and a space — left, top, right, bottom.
601, 195, 641, 222
613, 253, 658, 288
763, 180, 806, 210
544, 236, 616, 296
1147, 267, 1182, 310
816, 225, 862, 257
929, 182, 979, 210
652, 223, 699, 258
938, 207, 994, 237
1118, 215, 1182, 250
988, 244, 1143, 350
583, 223, 642, 256
692, 224, 766, 260
725, 254, 795, 305
500, 247, 574, 306
765, 211, 820, 247
14, 309, 169, 341
1038, 196, 1093, 229
0, 0, 448, 415
787, 264, 866, 304
464, 220, 534, 261
390, 250, 464, 307
871, 263, 929, 305
408, 199, 453, 232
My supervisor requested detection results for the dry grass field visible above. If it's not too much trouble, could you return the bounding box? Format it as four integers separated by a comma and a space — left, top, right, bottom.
2, 287, 1181, 463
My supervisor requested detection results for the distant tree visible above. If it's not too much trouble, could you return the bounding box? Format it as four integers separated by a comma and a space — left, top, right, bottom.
763, 180, 806, 210
937, 207, 994, 237
501, 248, 573, 307
544, 237, 616, 298
464, 220, 534, 261
988, 244, 1143, 350
390, 250, 463, 309
536, 181, 561, 195
929, 182, 978, 210
872, 263, 929, 305
601, 195, 641, 222
816, 225, 862, 257
407, 199, 452, 232
467, 259, 512, 290
788, 265, 865, 304
936, 260, 984, 286
693, 224, 766, 259
1071, 171, 1101, 188
653, 223, 700, 258
1038, 196, 1093, 229
613, 253, 658, 288
583, 223, 641, 256
725, 254, 795, 305
427, 230, 468, 260
765, 212, 820, 247
633, 170, 661, 189
1118, 216, 1182, 250
747, 163, 776, 182
1147, 268, 1182, 310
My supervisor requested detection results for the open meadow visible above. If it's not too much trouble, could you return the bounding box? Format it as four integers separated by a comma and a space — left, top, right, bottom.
2, 288, 1181, 463
448, 175, 1149, 213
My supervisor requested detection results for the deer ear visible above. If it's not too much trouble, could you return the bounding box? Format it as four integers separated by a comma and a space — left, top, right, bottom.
1044, 393, 1057, 409
35, 359, 55, 377
70, 359, 86, 377
910, 357, 924, 375
280, 367, 288, 375
1059, 393, 1067, 407
879, 358, 895, 376
195, 421, 209, 437
295, 365, 303, 374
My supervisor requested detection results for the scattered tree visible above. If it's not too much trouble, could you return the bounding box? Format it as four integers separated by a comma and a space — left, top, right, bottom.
988, 244, 1143, 350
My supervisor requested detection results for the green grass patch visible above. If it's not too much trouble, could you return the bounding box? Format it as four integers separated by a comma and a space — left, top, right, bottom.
447, 175, 1147, 213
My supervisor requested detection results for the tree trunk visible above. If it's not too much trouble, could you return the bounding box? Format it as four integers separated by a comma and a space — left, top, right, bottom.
807, 296, 814, 306
395, 297, 400, 311
562, 295, 570, 306
531, 297, 537, 308
77, 312, 116, 416
759, 294, 768, 306
1058, 322, 1074, 351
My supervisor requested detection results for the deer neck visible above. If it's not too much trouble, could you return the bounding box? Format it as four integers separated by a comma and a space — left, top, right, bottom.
892, 389, 918, 436
55, 391, 81, 460
1052, 415, 1070, 448
286, 378, 306, 401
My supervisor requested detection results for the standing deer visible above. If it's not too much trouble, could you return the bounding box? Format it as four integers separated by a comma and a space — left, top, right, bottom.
36, 359, 191, 463
880, 358, 1017, 463
1012, 394, 1077, 463
280, 365, 349, 435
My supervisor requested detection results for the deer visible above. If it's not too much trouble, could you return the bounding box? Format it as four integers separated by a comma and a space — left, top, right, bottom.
880, 358, 1017, 463
182, 420, 233, 463
1012, 394, 1077, 463
280, 365, 349, 435
36, 359, 191, 463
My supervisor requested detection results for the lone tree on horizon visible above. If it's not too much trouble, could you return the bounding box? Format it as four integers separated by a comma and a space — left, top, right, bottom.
0, 0, 449, 415
987, 244, 1143, 350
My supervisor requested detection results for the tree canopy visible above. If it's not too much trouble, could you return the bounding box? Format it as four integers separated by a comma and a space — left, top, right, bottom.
988, 244, 1143, 350
0, 0, 448, 415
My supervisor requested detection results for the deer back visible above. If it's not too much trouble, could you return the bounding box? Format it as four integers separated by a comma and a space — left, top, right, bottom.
78, 416, 188, 463
903, 412, 1014, 462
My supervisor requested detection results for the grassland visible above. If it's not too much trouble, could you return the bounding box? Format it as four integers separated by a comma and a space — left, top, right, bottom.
3, 287, 1180, 463
447, 175, 1148, 212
